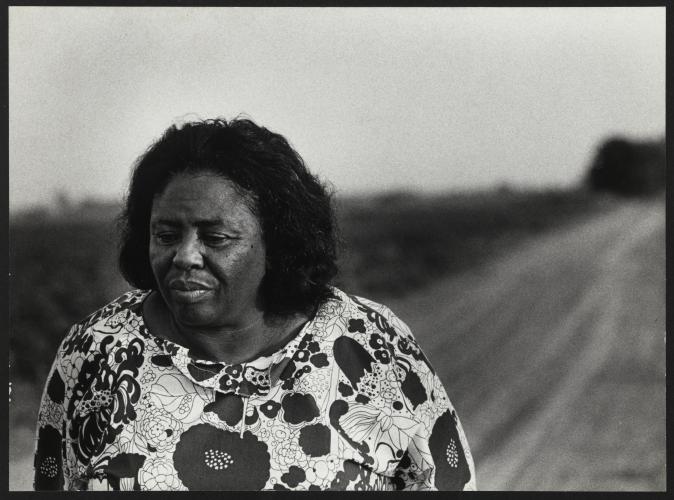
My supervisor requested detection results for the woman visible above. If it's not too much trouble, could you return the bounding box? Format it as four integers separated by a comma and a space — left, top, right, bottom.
33, 117, 476, 491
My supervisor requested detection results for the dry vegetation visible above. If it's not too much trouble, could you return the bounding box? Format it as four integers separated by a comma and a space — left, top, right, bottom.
336, 188, 615, 298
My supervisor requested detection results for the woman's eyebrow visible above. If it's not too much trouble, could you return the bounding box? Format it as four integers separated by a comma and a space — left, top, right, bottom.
194, 219, 227, 228
151, 219, 234, 228
150, 219, 181, 228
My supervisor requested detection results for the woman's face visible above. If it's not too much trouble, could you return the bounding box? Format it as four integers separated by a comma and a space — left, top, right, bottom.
149, 171, 267, 330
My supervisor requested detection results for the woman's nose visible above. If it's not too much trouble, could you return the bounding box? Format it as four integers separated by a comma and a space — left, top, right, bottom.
173, 236, 204, 269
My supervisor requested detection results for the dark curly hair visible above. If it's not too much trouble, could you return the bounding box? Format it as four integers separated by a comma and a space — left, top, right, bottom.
118, 117, 338, 317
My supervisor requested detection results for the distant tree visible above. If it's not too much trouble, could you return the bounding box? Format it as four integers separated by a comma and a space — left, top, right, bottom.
54, 189, 74, 216
587, 136, 665, 196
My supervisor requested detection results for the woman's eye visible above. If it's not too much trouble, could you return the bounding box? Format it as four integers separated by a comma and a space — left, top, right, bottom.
201, 234, 229, 245
154, 233, 178, 244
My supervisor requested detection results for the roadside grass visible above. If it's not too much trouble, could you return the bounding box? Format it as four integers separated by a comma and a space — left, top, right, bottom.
335, 187, 617, 298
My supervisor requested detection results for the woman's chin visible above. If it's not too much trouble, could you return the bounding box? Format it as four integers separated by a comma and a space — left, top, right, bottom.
171, 304, 219, 329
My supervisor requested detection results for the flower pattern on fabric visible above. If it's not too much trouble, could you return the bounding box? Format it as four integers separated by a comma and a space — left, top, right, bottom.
138, 405, 182, 454
173, 424, 270, 490
33, 288, 475, 491
102, 452, 147, 490
67, 335, 144, 466
139, 458, 184, 491
336, 401, 419, 469
272, 433, 307, 468
34, 425, 64, 490
428, 409, 472, 490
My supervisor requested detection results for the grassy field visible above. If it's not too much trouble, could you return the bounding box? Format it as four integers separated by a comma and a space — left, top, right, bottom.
9, 186, 619, 484
335, 187, 616, 297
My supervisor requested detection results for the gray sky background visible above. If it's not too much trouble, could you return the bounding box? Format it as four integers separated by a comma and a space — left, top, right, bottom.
9, 7, 665, 211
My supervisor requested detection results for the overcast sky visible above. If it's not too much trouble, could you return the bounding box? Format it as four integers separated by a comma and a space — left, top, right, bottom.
9, 7, 665, 211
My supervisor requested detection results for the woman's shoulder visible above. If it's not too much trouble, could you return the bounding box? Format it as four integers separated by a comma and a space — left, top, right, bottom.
57, 289, 150, 359
78, 289, 150, 328
321, 287, 433, 370
325, 287, 416, 339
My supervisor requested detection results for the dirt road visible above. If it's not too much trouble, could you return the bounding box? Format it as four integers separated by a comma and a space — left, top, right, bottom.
10, 199, 665, 491
388, 198, 666, 490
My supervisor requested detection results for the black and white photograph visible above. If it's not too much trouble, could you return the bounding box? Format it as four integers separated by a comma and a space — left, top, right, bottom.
8, 6, 666, 491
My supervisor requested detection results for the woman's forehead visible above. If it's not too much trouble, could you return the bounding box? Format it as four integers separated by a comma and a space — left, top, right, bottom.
150, 172, 257, 225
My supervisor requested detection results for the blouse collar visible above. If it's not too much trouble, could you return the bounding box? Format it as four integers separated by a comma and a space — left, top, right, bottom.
128, 290, 324, 398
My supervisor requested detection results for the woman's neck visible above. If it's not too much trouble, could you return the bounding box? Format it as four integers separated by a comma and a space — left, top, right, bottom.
142, 291, 307, 364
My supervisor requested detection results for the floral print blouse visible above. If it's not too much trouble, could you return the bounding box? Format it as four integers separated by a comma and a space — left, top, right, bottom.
34, 287, 476, 491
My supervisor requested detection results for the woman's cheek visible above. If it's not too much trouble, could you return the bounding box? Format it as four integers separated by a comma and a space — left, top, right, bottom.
149, 245, 173, 276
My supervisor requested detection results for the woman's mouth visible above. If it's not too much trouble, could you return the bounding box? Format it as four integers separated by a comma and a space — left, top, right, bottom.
168, 280, 215, 303
170, 288, 213, 302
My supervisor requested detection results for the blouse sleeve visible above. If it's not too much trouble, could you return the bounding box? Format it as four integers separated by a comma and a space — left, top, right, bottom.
392, 374, 476, 491
400, 376, 476, 491
33, 323, 92, 492
33, 354, 69, 490
383, 310, 476, 491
